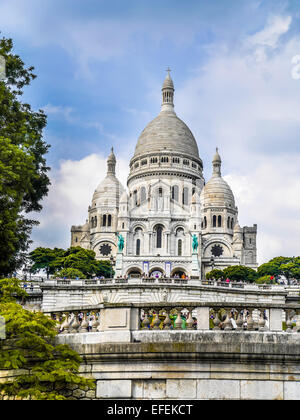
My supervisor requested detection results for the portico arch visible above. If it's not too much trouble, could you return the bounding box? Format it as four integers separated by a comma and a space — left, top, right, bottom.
127, 267, 142, 278
171, 267, 187, 278
149, 267, 165, 278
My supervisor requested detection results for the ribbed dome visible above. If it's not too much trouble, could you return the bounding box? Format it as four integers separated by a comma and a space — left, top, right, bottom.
133, 71, 200, 159
92, 150, 124, 207
92, 175, 124, 207
134, 112, 199, 158
200, 149, 235, 208
200, 176, 235, 208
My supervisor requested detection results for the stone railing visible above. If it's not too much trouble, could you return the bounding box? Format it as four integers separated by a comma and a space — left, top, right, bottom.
43, 277, 300, 291
48, 302, 300, 336
48, 307, 100, 334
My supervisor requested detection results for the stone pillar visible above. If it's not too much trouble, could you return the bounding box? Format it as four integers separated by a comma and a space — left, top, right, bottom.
114, 252, 123, 278
99, 306, 140, 342
191, 252, 200, 278
196, 307, 210, 330
269, 308, 283, 332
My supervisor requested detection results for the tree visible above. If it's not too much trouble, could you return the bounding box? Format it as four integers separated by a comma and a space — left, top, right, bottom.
29, 246, 114, 279
205, 269, 224, 280
255, 275, 274, 284
0, 278, 94, 400
279, 261, 300, 283
257, 262, 280, 278
257, 256, 300, 283
0, 37, 50, 276
29, 247, 65, 279
56, 268, 85, 279
222, 265, 258, 283
62, 247, 100, 277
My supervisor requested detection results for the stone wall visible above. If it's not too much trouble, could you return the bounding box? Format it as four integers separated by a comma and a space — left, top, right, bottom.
57, 330, 300, 400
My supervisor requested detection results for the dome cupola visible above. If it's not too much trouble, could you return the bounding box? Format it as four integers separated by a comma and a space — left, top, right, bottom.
200, 149, 236, 209
128, 70, 204, 185
91, 148, 124, 209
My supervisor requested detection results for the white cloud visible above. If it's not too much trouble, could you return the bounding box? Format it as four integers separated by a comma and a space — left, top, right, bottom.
31, 153, 129, 249
174, 15, 300, 263
247, 15, 292, 49
224, 155, 300, 263
43, 104, 75, 123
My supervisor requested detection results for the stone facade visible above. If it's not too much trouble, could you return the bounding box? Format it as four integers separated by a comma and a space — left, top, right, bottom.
71, 71, 257, 278
56, 331, 300, 400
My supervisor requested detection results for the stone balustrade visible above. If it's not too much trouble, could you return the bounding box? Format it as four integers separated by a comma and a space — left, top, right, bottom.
49, 302, 300, 336
41, 277, 300, 291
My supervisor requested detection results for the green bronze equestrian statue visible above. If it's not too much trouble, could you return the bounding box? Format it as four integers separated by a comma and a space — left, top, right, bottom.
116, 233, 124, 252
191, 233, 198, 252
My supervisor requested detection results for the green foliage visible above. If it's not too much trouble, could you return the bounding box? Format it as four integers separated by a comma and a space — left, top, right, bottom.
222, 265, 258, 283
257, 262, 280, 278
255, 275, 274, 284
205, 269, 224, 280
29, 246, 114, 278
257, 256, 300, 282
0, 37, 50, 276
0, 278, 94, 400
56, 268, 85, 279
29, 247, 65, 278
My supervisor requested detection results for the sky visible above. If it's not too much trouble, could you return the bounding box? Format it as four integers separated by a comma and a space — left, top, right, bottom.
1, 0, 300, 264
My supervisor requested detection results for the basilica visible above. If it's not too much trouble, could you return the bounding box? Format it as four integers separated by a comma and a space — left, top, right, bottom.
70, 71, 257, 279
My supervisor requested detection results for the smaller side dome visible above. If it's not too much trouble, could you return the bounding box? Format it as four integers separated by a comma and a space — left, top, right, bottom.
200, 149, 236, 208
92, 148, 124, 208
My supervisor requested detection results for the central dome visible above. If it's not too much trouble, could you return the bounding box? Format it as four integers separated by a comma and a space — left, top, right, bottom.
133, 71, 200, 160
134, 111, 200, 158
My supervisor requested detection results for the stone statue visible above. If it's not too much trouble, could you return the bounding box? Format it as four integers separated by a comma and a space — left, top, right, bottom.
191, 233, 198, 252
116, 233, 124, 252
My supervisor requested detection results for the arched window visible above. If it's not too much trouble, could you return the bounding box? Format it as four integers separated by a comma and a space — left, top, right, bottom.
102, 214, 106, 226
178, 239, 182, 256
140, 187, 146, 203
122, 222, 125, 229
136, 239, 141, 256
231, 218, 234, 229
108, 215, 112, 227
155, 225, 163, 248
204, 216, 207, 229
176, 227, 184, 235
133, 190, 138, 206
158, 187, 163, 197
182, 187, 189, 205
172, 185, 179, 201
227, 217, 230, 229
218, 215, 222, 227
213, 215, 217, 228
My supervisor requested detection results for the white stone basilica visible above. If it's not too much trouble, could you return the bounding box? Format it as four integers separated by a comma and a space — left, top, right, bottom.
71, 71, 257, 279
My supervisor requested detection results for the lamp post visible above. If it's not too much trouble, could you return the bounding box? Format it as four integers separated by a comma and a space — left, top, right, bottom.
210, 256, 215, 271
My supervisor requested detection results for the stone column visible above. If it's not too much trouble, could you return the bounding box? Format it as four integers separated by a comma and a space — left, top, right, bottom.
191, 252, 200, 277
269, 308, 283, 331
114, 252, 123, 278
196, 307, 210, 330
